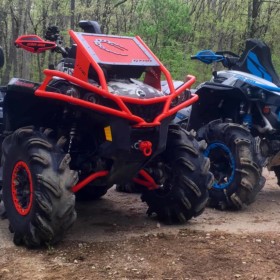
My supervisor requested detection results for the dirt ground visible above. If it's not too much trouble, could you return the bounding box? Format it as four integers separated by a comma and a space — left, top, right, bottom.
0, 169, 280, 280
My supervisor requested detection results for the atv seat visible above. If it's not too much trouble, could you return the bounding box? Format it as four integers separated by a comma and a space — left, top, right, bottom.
78, 20, 102, 34
232, 39, 280, 86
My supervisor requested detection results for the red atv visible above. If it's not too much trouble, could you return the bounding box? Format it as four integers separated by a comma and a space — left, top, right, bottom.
2, 21, 212, 247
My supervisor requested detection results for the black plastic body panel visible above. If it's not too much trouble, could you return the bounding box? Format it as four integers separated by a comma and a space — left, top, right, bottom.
189, 83, 247, 131
100, 117, 171, 185
3, 78, 173, 185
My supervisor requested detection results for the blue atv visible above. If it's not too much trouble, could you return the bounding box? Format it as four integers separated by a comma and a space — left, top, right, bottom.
188, 39, 280, 210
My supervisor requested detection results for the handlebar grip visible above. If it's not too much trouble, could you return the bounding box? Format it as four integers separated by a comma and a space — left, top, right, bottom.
190, 56, 198, 60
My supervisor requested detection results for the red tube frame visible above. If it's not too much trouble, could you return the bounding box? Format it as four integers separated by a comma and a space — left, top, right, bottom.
71, 169, 159, 193
36, 71, 197, 127
33, 30, 198, 192
72, 171, 109, 193
35, 30, 197, 127
133, 170, 158, 190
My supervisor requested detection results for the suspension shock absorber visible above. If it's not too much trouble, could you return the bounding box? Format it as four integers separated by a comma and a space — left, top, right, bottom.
68, 123, 77, 153
66, 109, 81, 153
242, 103, 252, 129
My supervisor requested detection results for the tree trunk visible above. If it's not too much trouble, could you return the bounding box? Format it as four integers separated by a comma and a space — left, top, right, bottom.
248, 0, 263, 38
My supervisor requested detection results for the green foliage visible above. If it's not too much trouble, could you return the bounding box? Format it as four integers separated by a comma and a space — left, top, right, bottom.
0, 0, 280, 84
134, 0, 190, 47
125, 0, 191, 80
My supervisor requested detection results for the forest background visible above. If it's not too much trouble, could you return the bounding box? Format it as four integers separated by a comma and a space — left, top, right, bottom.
0, 0, 279, 85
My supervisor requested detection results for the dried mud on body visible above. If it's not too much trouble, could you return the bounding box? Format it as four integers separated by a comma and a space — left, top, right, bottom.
0, 169, 280, 280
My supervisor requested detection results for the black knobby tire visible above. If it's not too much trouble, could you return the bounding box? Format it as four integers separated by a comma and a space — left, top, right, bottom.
2, 127, 78, 248
198, 119, 265, 210
273, 166, 280, 186
141, 125, 212, 224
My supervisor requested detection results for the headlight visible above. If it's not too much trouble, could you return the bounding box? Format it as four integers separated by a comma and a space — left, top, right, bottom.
66, 86, 80, 98
171, 90, 191, 107
83, 92, 98, 103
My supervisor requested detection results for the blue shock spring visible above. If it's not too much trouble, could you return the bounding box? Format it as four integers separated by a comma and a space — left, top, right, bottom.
243, 114, 252, 128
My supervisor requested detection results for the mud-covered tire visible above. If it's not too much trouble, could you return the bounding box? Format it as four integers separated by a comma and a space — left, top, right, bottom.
198, 119, 265, 210
272, 166, 280, 186
2, 127, 78, 248
141, 125, 212, 224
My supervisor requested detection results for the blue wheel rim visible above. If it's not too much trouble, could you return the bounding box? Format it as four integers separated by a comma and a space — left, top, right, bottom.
204, 142, 236, 190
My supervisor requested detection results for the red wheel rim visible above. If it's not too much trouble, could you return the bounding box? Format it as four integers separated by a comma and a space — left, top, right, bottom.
11, 161, 33, 216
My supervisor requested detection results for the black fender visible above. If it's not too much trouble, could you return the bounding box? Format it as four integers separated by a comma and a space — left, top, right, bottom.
3, 78, 63, 132
188, 82, 248, 131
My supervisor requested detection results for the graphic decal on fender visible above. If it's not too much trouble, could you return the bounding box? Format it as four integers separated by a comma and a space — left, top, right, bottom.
233, 73, 280, 93
74, 32, 160, 66
247, 51, 272, 82
94, 39, 128, 56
